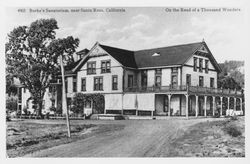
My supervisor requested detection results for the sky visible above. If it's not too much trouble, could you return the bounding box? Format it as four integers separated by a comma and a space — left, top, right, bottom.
5, 7, 248, 63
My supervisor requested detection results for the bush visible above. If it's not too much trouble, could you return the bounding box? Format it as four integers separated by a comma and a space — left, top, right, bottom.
6, 96, 18, 112
230, 115, 238, 120
225, 125, 242, 137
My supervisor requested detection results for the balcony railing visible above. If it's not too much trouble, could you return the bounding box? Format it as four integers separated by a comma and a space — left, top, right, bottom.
124, 85, 243, 96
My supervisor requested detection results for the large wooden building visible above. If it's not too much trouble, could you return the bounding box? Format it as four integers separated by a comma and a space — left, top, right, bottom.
19, 41, 243, 117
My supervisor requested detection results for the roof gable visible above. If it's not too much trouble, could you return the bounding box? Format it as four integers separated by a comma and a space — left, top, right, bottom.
72, 41, 221, 72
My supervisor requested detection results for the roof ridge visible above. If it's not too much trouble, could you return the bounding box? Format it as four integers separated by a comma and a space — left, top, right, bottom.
99, 44, 134, 53
135, 42, 203, 52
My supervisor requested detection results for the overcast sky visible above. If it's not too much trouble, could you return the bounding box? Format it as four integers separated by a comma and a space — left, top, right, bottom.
5, 7, 247, 63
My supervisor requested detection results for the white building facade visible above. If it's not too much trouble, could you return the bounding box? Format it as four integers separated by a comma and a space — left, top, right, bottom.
19, 41, 243, 117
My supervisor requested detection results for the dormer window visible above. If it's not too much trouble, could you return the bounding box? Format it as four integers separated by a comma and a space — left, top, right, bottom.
152, 52, 160, 57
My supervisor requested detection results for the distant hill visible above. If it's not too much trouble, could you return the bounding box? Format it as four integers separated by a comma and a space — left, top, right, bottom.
218, 60, 244, 89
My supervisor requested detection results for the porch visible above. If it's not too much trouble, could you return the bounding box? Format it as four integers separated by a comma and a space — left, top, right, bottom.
124, 85, 243, 118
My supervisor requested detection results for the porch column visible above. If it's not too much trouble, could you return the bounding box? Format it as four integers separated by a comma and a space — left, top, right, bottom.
185, 94, 189, 118
228, 97, 230, 110
136, 110, 138, 116
195, 95, 198, 117
168, 94, 172, 117
212, 96, 215, 116
204, 96, 207, 117
151, 111, 154, 117
220, 97, 223, 116
234, 97, 237, 111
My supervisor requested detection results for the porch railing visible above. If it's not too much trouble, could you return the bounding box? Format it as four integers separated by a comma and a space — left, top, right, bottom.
124, 85, 243, 96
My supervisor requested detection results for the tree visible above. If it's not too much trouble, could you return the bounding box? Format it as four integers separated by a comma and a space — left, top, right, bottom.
71, 93, 104, 115
6, 18, 79, 116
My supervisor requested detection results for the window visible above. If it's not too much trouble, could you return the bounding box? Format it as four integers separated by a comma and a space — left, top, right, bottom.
199, 59, 203, 72
67, 98, 72, 109
85, 100, 91, 108
210, 77, 214, 88
205, 60, 209, 73
199, 76, 204, 87
18, 88, 22, 103
186, 74, 191, 86
155, 69, 162, 87
128, 75, 133, 88
73, 76, 77, 92
171, 75, 178, 87
172, 67, 178, 73
155, 76, 161, 87
141, 70, 147, 88
193, 57, 197, 71
94, 77, 103, 91
81, 78, 86, 91
51, 100, 55, 107
101, 60, 111, 73
112, 75, 118, 90
87, 62, 96, 75
24, 88, 26, 93
65, 78, 68, 93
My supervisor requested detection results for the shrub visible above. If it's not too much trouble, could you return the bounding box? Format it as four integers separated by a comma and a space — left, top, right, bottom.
230, 115, 238, 120
225, 125, 242, 137
6, 96, 18, 112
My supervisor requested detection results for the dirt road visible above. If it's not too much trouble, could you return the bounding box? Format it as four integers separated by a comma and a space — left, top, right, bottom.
25, 117, 226, 157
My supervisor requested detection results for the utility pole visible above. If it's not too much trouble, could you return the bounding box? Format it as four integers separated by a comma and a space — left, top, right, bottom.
59, 55, 71, 138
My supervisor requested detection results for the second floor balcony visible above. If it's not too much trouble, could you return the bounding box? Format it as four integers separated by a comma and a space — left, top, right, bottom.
124, 85, 243, 97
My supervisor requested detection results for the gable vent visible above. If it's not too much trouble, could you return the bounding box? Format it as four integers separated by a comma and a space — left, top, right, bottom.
152, 52, 160, 57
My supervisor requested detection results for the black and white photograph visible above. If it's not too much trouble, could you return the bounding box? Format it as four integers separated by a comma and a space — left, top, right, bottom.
2, 0, 249, 159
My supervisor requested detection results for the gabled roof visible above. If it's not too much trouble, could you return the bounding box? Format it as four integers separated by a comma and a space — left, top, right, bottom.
99, 44, 137, 68
134, 42, 202, 68
73, 41, 221, 72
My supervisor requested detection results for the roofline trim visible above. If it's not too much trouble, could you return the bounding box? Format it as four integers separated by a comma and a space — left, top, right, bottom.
137, 65, 182, 70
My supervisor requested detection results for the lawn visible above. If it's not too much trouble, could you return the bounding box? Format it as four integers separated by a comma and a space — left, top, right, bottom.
6, 119, 124, 157
168, 116, 245, 157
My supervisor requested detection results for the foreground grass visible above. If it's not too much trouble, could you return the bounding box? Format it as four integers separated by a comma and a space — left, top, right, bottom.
6, 120, 124, 157
169, 117, 245, 157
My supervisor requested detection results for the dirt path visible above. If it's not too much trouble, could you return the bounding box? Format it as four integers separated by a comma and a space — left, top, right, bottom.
24, 118, 226, 157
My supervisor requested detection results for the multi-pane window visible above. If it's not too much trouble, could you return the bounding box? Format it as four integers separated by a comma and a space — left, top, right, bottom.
141, 70, 147, 88
112, 75, 118, 90
199, 59, 203, 72
186, 74, 191, 86
193, 57, 197, 71
73, 76, 77, 92
205, 60, 209, 73
94, 77, 103, 91
81, 78, 86, 91
87, 62, 96, 75
199, 76, 204, 87
155, 69, 162, 87
101, 60, 111, 73
210, 77, 214, 88
128, 75, 133, 88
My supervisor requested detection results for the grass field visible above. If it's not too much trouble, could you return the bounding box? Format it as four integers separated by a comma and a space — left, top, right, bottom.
6, 120, 124, 157
169, 116, 245, 157
6, 116, 245, 157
